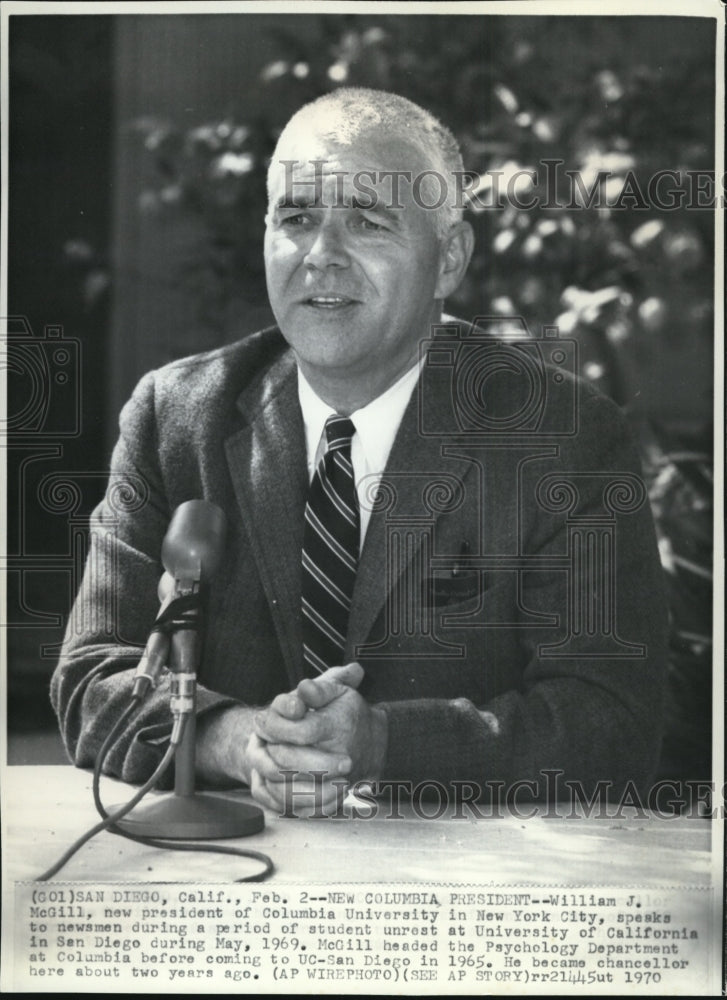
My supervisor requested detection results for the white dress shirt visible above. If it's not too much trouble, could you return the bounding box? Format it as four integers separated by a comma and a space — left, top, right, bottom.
298, 360, 422, 546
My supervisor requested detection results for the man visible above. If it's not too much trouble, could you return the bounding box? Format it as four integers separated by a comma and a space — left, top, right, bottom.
51, 88, 668, 816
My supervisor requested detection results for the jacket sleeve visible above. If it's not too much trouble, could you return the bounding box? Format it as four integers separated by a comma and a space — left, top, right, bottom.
376, 390, 669, 800
50, 369, 237, 788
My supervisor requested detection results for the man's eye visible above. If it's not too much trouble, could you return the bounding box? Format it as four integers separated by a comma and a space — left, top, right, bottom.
359, 217, 385, 232
274, 206, 311, 228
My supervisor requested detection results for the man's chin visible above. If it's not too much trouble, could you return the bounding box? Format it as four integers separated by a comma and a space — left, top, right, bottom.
294, 349, 367, 376
282, 322, 367, 362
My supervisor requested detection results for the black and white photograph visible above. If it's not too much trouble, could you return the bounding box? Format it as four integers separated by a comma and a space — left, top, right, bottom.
1, 1, 723, 994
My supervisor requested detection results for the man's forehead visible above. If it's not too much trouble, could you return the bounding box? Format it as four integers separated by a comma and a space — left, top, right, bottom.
270, 127, 432, 180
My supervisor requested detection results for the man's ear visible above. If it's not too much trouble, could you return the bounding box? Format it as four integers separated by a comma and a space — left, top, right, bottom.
435, 220, 475, 300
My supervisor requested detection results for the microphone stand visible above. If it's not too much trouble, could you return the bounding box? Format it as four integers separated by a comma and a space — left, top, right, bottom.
113, 573, 265, 840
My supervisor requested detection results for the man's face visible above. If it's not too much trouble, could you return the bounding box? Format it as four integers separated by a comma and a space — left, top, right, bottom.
264, 129, 454, 393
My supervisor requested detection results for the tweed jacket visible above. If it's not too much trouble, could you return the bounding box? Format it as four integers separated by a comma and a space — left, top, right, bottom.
51, 324, 668, 797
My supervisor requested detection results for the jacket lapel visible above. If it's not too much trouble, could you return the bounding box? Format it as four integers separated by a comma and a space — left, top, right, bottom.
223, 328, 478, 679
346, 376, 477, 659
225, 350, 307, 686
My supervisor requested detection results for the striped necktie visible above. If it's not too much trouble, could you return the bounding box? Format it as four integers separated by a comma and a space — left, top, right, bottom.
302, 415, 360, 675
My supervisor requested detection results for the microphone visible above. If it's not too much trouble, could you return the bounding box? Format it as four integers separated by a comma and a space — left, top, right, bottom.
160, 501, 228, 722
132, 574, 175, 699
132, 501, 228, 698
162, 499, 227, 590
115, 499, 265, 839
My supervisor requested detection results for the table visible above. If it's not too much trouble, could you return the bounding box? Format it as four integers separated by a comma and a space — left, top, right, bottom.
2, 766, 721, 995
2, 765, 715, 886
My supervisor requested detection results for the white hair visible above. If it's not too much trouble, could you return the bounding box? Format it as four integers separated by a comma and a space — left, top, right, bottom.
267, 87, 466, 237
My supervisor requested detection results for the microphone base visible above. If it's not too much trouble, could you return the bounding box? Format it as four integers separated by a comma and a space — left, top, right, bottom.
112, 792, 265, 839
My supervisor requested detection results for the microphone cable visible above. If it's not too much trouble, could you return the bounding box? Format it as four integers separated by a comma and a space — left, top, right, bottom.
36, 693, 175, 882
37, 667, 274, 883
91, 713, 274, 883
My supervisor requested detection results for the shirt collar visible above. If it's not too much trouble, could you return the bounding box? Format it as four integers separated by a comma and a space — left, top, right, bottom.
297, 358, 422, 474
297, 368, 336, 470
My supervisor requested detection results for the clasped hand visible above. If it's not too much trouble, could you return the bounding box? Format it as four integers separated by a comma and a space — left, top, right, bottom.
247, 662, 387, 816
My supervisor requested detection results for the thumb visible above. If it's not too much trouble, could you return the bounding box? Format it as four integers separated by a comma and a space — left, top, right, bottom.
325, 661, 364, 689
296, 662, 364, 708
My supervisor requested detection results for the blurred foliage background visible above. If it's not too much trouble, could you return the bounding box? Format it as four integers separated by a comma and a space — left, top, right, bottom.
8, 14, 715, 784
132, 16, 714, 405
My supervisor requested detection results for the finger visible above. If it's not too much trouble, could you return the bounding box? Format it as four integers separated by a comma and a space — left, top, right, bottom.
268, 690, 307, 720
252, 769, 336, 816
249, 733, 350, 783
334, 661, 365, 688
266, 741, 352, 777
247, 733, 288, 783
254, 707, 324, 746
296, 662, 364, 705
274, 776, 349, 818
249, 769, 282, 812
247, 733, 278, 775
296, 662, 364, 710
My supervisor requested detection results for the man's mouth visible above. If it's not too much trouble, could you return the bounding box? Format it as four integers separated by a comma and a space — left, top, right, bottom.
303, 295, 357, 309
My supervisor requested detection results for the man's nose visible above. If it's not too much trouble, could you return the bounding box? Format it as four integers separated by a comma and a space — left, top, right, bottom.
303, 219, 350, 270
